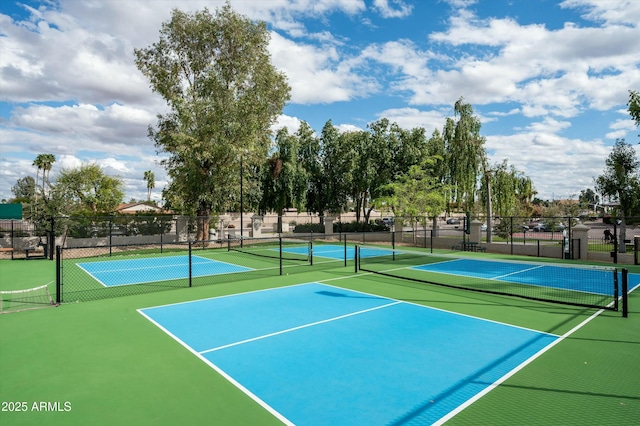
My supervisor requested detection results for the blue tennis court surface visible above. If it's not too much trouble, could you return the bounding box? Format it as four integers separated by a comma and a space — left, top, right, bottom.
413, 258, 615, 295
283, 244, 393, 260
78, 255, 252, 287
139, 283, 559, 425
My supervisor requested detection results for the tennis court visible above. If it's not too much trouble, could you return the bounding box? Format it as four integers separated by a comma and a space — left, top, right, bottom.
283, 243, 394, 260
77, 255, 252, 287
412, 258, 617, 295
139, 282, 559, 426
2, 242, 639, 426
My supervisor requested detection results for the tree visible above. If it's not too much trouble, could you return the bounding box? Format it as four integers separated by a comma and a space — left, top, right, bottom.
297, 121, 324, 218
32, 154, 56, 196
135, 5, 290, 240
11, 176, 35, 204
377, 157, 447, 242
259, 127, 308, 232
595, 139, 640, 252
320, 120, 351, 215
55, 164, 125, 214
143, 170, 155, 202
579, 188, 599, 213
443, 98, 486, 211
628, 89, 639, 139
365, 119, 429, 224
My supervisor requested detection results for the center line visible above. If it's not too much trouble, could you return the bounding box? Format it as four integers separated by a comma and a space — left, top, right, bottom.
199, 301, 402, 355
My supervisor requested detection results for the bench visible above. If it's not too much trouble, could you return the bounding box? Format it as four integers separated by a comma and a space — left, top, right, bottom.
0, 247, 14, 260
24, 247, 47, 260
451, 242, 486, 253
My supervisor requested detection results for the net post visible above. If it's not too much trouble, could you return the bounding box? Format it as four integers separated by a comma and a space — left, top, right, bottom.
309, 241, 313, 266
55, 245, 61, 304
188, 240, 192, 287
613, 269, 619, 311
343, 238, 347, 267
279, 236, 283, 275
430, 228, 434, 254
355, 246, 359, 273
622, 268, 628, 318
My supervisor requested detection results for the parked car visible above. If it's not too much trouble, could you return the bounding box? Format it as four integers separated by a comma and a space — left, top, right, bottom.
446, 218, 460, 225
532, 223, 546, 232
381, 217, 394, 227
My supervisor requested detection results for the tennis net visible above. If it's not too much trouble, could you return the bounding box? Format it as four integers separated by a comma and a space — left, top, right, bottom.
356, 246, 619, 310
228, 237, 311, 263
1, 284, 55, 314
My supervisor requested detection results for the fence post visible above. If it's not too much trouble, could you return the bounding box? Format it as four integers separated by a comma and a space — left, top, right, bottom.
109, 215, 113, 257
55, 245, 61, 304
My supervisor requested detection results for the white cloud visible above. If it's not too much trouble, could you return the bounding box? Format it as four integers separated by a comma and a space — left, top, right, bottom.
560, 0, 640, 26
486, 132, 611, 200
272, 114, 303, 133
269, 31, 378, 104
420, 7, 640, 115
375, 107, 448, 133
372, 0, 413, 18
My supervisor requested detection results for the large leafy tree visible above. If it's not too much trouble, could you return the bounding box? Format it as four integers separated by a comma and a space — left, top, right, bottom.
365, 119, 428, 224
55, 164, 124, 214
628, 89, 639, 138
443, 98, 486, 211
295, 121, 324, 217
11, 176, 35, 205
260, 127, 308, 232
135, 5, 290, 240
377, 157, 447, 240
320, 120, 351, 215
595, 138, 640, 252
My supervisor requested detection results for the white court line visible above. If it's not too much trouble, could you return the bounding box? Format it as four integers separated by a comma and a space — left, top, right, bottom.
432, 276, 640, 424
199, 300, 402, 354
491, 264, 545, 281
137, 307, 295, 426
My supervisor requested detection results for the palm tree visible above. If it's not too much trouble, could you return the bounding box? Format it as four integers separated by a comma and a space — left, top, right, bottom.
144, 170, 155, 202
40, 153, 55, 196
33, 153, 56, 198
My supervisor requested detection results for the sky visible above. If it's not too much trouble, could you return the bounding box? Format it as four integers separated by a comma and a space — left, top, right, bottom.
0, 0, 639, 205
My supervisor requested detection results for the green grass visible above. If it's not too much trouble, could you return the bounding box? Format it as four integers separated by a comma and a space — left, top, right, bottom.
1, 253, 639, 425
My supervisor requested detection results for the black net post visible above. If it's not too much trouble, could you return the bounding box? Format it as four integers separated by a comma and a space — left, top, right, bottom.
48, 216, 55, 260
430, 229, 434, 254
279, 236, 283, 276
343, 239, 347, 267
355, 246, 359, 273
613, 269, 619, 311
622, 268, 628, 318
188, 241, 192, 287
55, 245, 61, 304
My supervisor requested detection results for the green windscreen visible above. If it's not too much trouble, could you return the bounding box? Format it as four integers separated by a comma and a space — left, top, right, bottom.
0, 204, 22, 219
